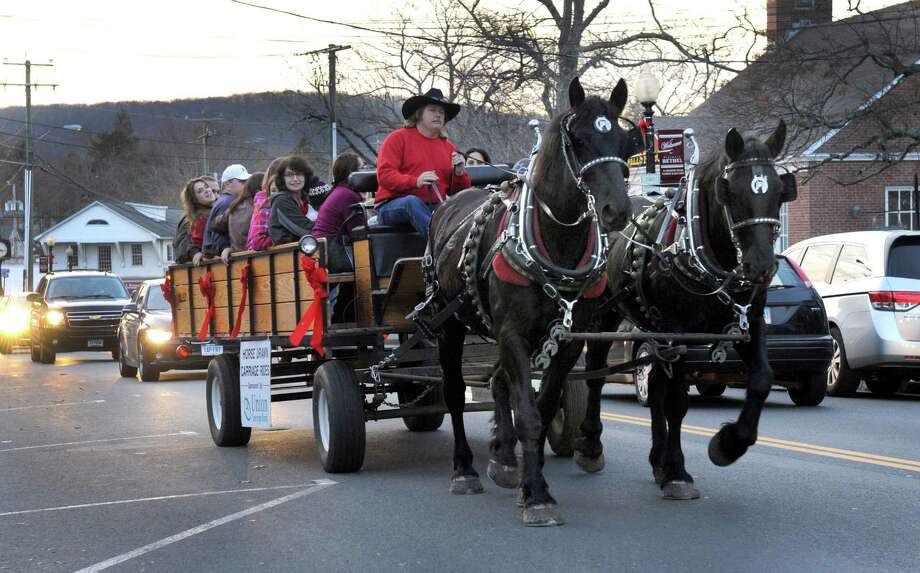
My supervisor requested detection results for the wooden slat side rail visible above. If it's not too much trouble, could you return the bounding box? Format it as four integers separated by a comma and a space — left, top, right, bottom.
353, 239, 373, 327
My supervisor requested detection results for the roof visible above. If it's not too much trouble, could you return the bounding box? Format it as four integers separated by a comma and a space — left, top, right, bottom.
688, 2, 920, 159
35, 200, 179, 242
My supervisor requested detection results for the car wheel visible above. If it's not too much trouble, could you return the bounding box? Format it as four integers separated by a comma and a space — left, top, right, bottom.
865, 374, 903, 395
137, 341, 161, 382
697, 384, 727, 398
118, 340, 138, 378
206, 354, 251, 447
0, 338, 10, 355
111, 346, 120, 361
827, 327, 860, 397
30, 338, 41, 363
313, 360, 366, 473
788, 372, 826, 406
39, 341, 55, 365
633, 343, 654, 408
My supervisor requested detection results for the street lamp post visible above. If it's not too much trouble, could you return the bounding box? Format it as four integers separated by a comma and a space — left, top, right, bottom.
635, 72, 662, 177
46, 235, 55, 272
65, 245, 74, 271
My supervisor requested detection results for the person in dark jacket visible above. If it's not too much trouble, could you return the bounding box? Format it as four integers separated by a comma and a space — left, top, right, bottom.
269, 155, 316, 246
202, 164, 250, 257
174, 176, 217, 264
314, 152, 366, 273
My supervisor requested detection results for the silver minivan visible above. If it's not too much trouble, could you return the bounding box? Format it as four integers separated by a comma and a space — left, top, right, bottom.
784, 231, 920, 396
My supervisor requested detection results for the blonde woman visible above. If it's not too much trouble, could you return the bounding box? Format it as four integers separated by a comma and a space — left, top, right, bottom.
174, 177, 216, 265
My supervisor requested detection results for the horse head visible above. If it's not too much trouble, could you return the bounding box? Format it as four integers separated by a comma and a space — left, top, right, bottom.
532, 77, 637, 233
713, 120, 797, 284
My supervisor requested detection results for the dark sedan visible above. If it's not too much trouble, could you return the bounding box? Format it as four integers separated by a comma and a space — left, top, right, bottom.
610, 256, 834, 406
117, 279, 208, 381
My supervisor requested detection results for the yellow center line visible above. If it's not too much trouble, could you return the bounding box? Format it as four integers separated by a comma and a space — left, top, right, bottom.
600, 412, 920, 473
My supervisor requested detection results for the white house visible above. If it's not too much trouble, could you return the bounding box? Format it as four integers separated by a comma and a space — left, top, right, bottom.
33, 201, 181, 291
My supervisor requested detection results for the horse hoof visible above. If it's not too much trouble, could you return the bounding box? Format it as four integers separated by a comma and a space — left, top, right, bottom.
574, 451, 605, 473
652, 466, 666, 485
449, 475, 484, 495
522, 503, 564, 527
708, 428, 745, 467
661, 480, 701, 501
487, 459, 521, 489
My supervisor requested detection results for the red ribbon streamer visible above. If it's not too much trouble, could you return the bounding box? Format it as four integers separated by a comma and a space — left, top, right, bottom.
230, 264, 251, 338
290, 255, 328, 356
197, 271, 216, 341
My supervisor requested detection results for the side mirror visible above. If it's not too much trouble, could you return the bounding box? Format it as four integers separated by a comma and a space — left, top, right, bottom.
26, 293, 41, 304
122, 303, 138, 315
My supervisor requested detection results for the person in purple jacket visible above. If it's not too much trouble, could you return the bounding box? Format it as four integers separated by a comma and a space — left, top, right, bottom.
314, 152, 367, 273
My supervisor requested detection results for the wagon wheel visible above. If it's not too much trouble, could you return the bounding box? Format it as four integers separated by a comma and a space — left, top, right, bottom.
547, 378, 588, 457
206, 354, 252, 447
313, 360, 366, 473
398, 383, 445, 432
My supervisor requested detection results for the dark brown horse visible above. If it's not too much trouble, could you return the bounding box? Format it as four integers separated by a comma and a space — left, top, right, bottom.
580, 121, 797, 499
426, 77, 638, 526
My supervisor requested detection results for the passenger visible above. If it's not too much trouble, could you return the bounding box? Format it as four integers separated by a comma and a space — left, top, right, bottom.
203, 164, 250, 259
221, 172, 264, 262
246, 157, 285, 251
314, 152, 367, 273
306, 174, 333, 212
375, 88, 470, 238
202, 175, 220, 196
269, 155, 317, 245
174, 177, 217, 265
464, 147, 491, 166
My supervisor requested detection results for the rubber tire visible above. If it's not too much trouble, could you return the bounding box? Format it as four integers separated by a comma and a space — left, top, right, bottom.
865, 375, 903, 395
111, 346, 120, 361
788, 371, 826, 406
398, 384, 445, 432
312, 360, 366, 473
118, 340, 138, 378
206, 354, 252, 447
633, 342, 654, 408
827, 327, 860, 397
547, 378, 588, 457
30, 338, 41, 363
697, 384, 727, 397
137, 342, 161, 382
0, 338, 10, 355
39, 341, 55, 364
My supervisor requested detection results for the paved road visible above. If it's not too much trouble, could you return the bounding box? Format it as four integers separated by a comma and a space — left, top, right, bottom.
1, 351, 918, 573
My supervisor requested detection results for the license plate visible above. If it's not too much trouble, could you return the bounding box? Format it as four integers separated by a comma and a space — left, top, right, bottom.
88, 339, 104, 348
763, 307, 772, 325
201, 344, 224, 356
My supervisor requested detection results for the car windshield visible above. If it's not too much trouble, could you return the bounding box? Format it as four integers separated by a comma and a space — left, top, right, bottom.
887, 238, 920, 279
769, 258, 803, 289
46, 276, 129, 300
145, 284, 170, 311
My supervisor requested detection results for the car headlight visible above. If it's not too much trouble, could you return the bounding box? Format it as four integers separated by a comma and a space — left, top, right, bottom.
45, 309, 65, 327
0, 309, 29, 335
144, 328, 173, 345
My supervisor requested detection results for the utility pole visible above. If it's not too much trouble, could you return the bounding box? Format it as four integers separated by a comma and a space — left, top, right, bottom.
1, 60, 57, 291
295, 44, 350, 164
198, 123, 215, 176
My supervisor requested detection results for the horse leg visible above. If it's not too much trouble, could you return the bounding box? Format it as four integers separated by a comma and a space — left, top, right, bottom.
659, 363, 700, 500
536, 339, 584, 468
709, 303, 773, 466
440, 318, 484, 494
646, 360, 669, 486
573, 338, 612, 473
502, 332, 562, 526
488, 364, 521, 489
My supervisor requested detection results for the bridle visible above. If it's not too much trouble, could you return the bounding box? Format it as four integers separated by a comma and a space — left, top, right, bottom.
533, 112, 630, 227
718, 158, 783, 259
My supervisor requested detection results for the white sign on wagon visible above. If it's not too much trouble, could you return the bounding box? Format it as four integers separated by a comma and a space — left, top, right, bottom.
239, 339, 272, 428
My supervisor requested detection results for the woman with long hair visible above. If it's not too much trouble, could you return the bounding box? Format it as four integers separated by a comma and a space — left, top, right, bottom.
174, 176, 216, 265
313, 152, 367, 272
220, 171, 264, 261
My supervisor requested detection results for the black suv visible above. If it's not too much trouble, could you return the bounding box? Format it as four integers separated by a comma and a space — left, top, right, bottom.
29, 271, 131, 364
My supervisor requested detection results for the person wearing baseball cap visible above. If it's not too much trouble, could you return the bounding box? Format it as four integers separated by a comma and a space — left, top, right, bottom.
375, 88, 470, 239
202, 164, 251, 260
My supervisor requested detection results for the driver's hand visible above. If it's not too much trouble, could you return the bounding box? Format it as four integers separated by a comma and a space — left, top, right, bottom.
416, 171, 438, 188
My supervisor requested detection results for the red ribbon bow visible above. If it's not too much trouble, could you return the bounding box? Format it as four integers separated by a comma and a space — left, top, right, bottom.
290, 255, 328, 356
197, 271, 216, 341
230, 264, 251, 338
161, 275, 174, 307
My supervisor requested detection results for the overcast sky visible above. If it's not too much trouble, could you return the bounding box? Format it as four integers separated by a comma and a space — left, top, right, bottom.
0, 0, 904, 109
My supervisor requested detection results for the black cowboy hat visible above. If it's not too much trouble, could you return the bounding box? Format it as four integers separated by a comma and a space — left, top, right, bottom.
401, 88, 461, 122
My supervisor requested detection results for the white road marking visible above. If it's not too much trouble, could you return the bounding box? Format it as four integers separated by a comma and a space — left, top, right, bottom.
0, 399, 106, 412
0, 481, 333, 517
71, 480, 337, 573
0, 431, 198, 453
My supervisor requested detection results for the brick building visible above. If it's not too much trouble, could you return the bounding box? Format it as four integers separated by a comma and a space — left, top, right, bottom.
688, 1, 920, 250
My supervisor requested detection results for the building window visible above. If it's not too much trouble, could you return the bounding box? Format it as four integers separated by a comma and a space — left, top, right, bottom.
87, 219, 109, 226
885, 187, 917, 230
98, 245, 112, 272
796, 0, 815, 9
131, 244, 143, 266
166, 244, 174, 263
775, 203, 789, 253
67, 245, 78, 269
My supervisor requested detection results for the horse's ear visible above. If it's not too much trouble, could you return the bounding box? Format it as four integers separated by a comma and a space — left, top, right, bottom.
610, 79, 628, 116
766, 119, 787, 158
779, 172, 798, 203
725, 128, 744, 161
569, 76, 585, 109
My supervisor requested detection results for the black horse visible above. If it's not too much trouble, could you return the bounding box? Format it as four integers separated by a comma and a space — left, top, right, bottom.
580, 120, 797, 499
426, 77, 637, 526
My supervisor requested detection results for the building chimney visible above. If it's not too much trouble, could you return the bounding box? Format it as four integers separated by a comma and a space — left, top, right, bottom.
767, 0, 833, 43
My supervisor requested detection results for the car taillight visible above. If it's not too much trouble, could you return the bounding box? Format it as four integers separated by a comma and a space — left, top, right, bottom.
785, 257, 812, 288
176, 345, 190, 358
868, 291, 920, 311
